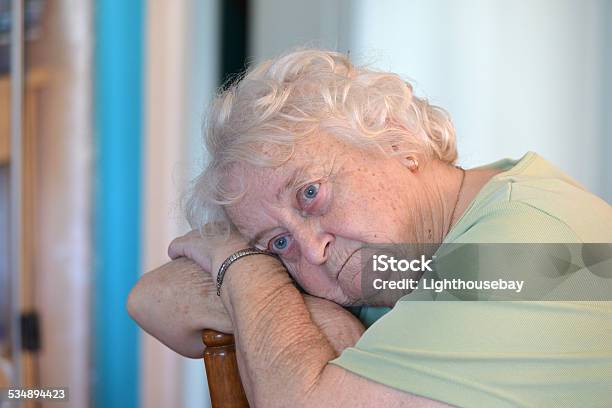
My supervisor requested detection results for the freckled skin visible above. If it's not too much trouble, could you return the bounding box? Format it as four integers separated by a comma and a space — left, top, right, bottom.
225, 133, 468, 306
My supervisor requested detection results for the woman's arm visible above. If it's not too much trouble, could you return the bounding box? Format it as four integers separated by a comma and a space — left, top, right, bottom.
217, 255, 451, 408
126, 257, 365, 358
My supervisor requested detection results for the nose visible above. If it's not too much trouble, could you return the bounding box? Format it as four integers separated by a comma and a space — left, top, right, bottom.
294, 221, 333, 265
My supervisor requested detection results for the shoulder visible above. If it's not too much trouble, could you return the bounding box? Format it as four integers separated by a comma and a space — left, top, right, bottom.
449, 152, 612, 243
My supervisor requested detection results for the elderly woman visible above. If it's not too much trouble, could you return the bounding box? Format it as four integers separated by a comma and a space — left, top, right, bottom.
128, 49, 612, 407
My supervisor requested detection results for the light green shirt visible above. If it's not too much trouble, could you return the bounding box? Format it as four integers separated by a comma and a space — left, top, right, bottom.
332, 152, 612, 407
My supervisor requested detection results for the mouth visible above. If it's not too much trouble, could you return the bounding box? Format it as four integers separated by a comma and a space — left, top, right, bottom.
335, 248, 361, 280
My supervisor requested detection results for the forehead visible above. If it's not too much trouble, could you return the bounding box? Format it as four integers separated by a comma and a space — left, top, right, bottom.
223, 133, 346, 234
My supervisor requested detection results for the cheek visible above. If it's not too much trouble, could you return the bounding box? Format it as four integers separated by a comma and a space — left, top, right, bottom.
339, 172, 395, 214
330, 180, 405, 241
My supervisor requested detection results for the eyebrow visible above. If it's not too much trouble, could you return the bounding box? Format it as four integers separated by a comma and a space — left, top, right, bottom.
277, 165, 309, 201
247, 165, 310, 247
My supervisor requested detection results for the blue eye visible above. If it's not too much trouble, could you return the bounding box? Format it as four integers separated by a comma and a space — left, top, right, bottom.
272, 235, 289, 251
302, 183, 319, 200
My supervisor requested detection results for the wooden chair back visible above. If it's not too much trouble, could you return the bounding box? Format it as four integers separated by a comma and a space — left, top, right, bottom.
202, 330, 249, 408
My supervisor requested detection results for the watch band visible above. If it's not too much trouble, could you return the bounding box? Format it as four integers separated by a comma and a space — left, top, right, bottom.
216, 247, 278, 296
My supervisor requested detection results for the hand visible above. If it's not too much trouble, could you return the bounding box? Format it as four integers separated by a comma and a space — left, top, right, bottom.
127, 257, 233, 358
168, 227, 249, 281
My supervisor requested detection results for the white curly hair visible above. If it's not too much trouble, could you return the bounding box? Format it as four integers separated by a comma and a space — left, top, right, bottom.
186, 48, 457, 234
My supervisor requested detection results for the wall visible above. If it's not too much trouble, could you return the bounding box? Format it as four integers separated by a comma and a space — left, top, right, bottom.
251, 0, 351, 62
348, 0, 609, 199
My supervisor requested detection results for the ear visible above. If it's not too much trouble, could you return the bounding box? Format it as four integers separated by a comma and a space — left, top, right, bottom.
400, 155, 419, 172
374, 121, 423, 171
381, 142, 420, 172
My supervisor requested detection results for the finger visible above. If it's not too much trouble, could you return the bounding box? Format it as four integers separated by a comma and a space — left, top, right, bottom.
168, 237, 186, 260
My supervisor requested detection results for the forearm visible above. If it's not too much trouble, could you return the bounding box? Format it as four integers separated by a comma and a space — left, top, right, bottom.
128, 258, 364, 360
221, 256, 342, 407
303, 295, 365, 356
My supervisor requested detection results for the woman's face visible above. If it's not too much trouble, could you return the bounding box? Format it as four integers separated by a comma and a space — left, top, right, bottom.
225, 133, 426, 305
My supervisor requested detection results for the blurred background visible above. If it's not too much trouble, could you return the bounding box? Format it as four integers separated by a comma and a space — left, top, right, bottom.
0, 0, 610, 407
